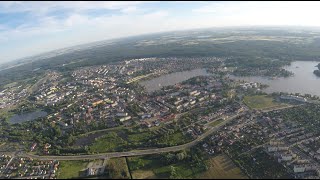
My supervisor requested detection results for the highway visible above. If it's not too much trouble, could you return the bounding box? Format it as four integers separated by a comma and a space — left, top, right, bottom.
17, 104, 300, 161
20, 112, 245, 161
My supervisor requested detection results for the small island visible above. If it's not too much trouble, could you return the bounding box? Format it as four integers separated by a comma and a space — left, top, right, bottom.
314, 63, 320, 77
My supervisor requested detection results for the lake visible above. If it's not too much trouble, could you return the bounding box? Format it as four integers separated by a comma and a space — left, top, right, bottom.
229, 61, 320, 96
139, 68, 210, 93
9, 111, 48, 124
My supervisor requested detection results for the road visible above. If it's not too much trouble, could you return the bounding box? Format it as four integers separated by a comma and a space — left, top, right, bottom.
20, 112, 245, 161
17, 104, 299, 161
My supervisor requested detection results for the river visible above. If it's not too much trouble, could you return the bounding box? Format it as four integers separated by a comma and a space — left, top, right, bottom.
139, 68, 210, 93
229, 61, 320, 96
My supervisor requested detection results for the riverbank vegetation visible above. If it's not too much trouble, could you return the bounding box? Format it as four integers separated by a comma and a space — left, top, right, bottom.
313, 63, 320, 77
226, 57, 293, 77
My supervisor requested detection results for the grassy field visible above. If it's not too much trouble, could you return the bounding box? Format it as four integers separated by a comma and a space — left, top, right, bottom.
131, 170, 156, 179
209, 119, 224, 127
0, 110, 15, 122
89, 132, 127, 153
3, 82, 18, 89
153, 163, 196, 178
127, 155, 203, 179
157, 131, 190, 146
128, 156, 162, 178
127, 131, 154, 144
126, 72, 156, 84
107, 157, 131, 179
127, 156, 155, 171
243, 95, 281, 109
57, 160, 88, 179
77, 126, 126, 137
197, 154, 248, 179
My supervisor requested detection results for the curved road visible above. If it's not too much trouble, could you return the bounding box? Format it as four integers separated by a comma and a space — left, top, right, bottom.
21, 112, 245, 161
19, 104, 301, 161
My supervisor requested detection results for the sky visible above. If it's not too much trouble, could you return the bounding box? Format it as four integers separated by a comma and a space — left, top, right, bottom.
1, 1, 320, 63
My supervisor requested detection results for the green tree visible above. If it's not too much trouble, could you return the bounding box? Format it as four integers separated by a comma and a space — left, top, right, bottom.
170, 166, 181, 179
176, 150, 187, 161
54, 126, 62, 137
137, 159, 145, 169
170, 166, 177, 179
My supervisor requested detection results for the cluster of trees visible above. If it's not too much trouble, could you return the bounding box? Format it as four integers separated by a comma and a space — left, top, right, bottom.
182, 76, 209, 86
313, 63, 320, 77
161, 148, 208, 173
9, 101, 38, 114
226, 57, 293, 77
160, 150, 188, 165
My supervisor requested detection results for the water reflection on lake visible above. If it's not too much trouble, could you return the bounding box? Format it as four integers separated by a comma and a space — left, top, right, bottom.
229, 61, 320, 96
9, 111, 47, 124
139, 68, 210, 93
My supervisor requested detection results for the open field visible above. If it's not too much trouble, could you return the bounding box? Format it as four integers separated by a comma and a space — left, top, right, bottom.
57, 160, 88, 179
197, 154, 248, 179
153, 163, 196, 178
107, 157, 130, 179
127, 155, 204, 179
89, 132, 127, 153
128, 156, 167, 179
131, 170, 156, 179
127, 131, 153, 144
157, 131, 190, 146
243, 95, 282, 109
0, 110, 15, 122
209, 119, 224, 127
126, 72, 156, 84
74, 126, 152, 147
3, 82, 18, 89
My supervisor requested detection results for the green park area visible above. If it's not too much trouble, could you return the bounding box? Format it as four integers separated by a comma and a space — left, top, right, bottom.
88, 132, 127, 153
81, 126, 191, 153
126, 152, 248, 179
243, 95, 282, 109
126, 131, 154, 144
197, 154, 248, 179
127, 155, 202, 179
156, 131, 190, 146
106, 157, 131, 179
209, 119, 224, 127
57, 160, 88, 179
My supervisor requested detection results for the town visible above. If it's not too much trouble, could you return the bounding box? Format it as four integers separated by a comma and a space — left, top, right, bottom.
1, 56, 320, 179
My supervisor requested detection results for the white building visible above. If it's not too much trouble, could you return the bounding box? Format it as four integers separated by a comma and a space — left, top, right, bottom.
120, 116, 131, 122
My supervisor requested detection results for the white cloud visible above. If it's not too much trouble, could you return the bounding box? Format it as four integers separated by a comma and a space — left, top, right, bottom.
192, 1, 320, 26
2, 1, 320, 63
64, 14, 89, 27
0, 9, 176, 62
0, 1, 148, 14
121, 6, 138, 14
